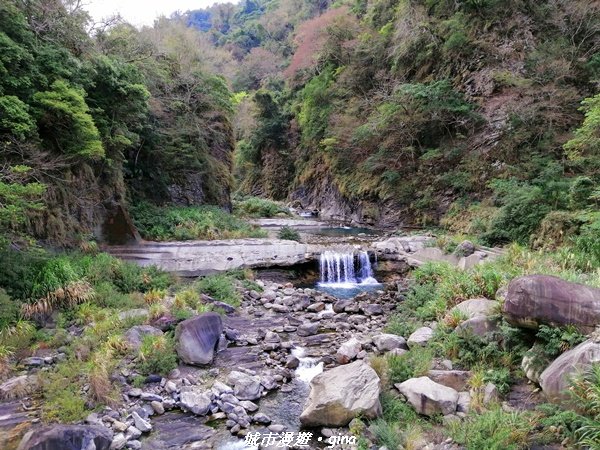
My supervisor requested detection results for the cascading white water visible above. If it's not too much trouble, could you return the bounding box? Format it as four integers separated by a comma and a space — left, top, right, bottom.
318, 250, 379, 288
291, 347, 323, 383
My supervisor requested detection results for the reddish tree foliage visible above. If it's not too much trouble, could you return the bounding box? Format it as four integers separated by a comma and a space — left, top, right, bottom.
284, 6, 351, 80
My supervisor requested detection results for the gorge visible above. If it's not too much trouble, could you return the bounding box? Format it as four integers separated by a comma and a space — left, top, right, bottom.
2, 0, 600, 449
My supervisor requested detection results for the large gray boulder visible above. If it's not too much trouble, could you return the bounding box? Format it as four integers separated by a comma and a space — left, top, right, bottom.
407, 327, 433, 348
18, 425, 113, 450
179, 388, 212, 415
539, 339, 600, 402
372, 334, 407, 352
336, 338, 362, 364
451, 298, 497, 319
124, 325, 163, 351
503, 275, 600, 332
227, 371, 263, 401
300, 360, 381, 427
427, 370, 472, 392
175, 313, 223, 365
395, 377, 459, 416
0, 375, 38, 400
455, 316, 499, 338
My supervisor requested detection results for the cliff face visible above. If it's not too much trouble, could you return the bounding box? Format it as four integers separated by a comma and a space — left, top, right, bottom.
218, 0, 599, 234
0, 2, 236, 246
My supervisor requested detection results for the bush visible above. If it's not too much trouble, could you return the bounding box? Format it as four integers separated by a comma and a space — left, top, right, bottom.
131, 201, 267, 241
137, 334, 178, 376
233, 197, 289, 218
278, 226, 301, 242
42, 361, 88, 423
0, 288, 19, 330
195, 274, 241, 307
449, 408, 534, 449
387, 347, 433, 384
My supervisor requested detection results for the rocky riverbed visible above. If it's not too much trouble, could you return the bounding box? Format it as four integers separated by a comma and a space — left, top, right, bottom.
5, 235, 600, 450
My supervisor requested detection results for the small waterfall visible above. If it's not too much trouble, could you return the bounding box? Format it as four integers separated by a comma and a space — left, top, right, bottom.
292, 347, 323, 383
319, 250, 379, 287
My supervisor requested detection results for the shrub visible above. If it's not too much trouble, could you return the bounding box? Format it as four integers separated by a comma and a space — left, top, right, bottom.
0, 288, 19, 330
130, 201, 266, 241
536, 324, 586, 360
42, 361, 88, 423
195, 274, 241, 307
278, 226, 301, 242
233, 197, 289, 218
449, 408, 534, 449
387, 347, 433, 384
137, 334, 178, 376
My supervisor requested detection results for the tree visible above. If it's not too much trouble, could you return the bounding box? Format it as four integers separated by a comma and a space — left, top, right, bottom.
33, 80, 104, 159
564, 93, 600, 174
0, 165, 45, 242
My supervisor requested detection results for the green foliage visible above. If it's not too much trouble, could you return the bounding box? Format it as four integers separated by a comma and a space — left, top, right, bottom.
278, 226, 301, 242
535, 324, 586, 360
387, 346, 433, 384
564, 93, 600, 172
137, 334, 178, 376
483, 367, 511, 396
0, 165, 45, 237
131, 202, 266, 241
296, 66, 335, 145
536, 403, 585, 446
42, 360, 88, 423
233, 196, 289, 218
33, 80, 104, 158
0, 289, 19, 330
483, 181, 554, 246
195, 274, 242, 307
449, 408, 534, 449
0, 95, 35, 138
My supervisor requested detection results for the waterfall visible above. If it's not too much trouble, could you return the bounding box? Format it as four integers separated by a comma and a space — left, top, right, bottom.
319, 250, 379, 287
291, 347, 323, 383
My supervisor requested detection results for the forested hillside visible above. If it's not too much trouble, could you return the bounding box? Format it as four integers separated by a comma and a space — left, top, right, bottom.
0, 0, 235, 246
187, 0, 600, 252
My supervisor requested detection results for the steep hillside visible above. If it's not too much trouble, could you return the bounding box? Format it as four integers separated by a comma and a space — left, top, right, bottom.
0, 1, 235, 246
196, 0, 600, 250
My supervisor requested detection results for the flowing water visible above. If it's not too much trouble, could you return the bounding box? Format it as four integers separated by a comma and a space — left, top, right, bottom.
317, 250, 382, 298
291, 347, 324, 383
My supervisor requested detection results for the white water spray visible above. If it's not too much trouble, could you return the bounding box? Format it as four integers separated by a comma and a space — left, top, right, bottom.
318, 250, 379, 288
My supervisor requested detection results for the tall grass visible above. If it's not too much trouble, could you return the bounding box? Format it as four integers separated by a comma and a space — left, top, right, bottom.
131, 201, 266, 241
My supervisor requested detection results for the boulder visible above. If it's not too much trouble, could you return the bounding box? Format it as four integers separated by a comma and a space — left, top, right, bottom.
454, 240, 476, 257
427, 370, 472, 391
407, 327, 434, 348
297, 322, 320, 337
125, 325, 163, 351
361, 304, 383, 316
335, 338, 362, 364
372, 334, 407, 352
300, 360, 381, 427
179, 389, 212, 415
503, 275, 600, 332
451, 299, 497, 319
175, 313, 223, 365
395, 377, 459, 416
17, 425, 113, 450
227, 371, 263, 401
455, 316, 499, 338
521, 345, 545, 384
539, 339, 600, 402
0, 375, 38, 400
